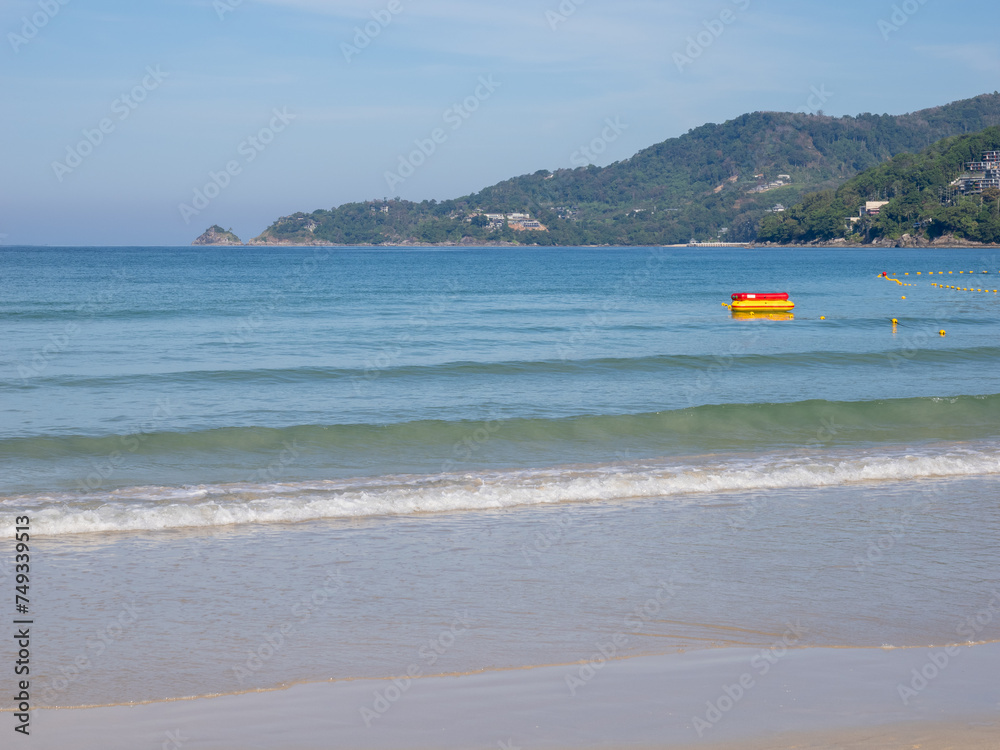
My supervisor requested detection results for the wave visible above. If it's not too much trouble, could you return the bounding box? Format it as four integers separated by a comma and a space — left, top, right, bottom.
7, 347, 1000, 391
2, 393, 999, 460
3, 443, 1000, 537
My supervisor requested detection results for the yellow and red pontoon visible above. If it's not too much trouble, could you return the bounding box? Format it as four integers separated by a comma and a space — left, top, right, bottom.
729, 292, 795, 313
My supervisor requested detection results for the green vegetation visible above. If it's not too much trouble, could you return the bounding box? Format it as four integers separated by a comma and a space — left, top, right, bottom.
253, 93, 1000, 246
193, 225, 244, 245
758, 127, 1000, 245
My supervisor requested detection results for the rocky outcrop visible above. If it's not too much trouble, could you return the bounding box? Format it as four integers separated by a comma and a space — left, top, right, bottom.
756, 233, 1000, 249
247, 232, 326, 246
192, 226, 244, 245
927, 233, 995, 247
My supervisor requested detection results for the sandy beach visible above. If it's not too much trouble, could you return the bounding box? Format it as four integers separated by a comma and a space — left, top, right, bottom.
16, 642, 998, 749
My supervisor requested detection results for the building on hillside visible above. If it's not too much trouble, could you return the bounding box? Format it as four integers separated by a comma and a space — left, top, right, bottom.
508, 220, 547, 231
861, 201, 889, 216
952, 151, 1000, 195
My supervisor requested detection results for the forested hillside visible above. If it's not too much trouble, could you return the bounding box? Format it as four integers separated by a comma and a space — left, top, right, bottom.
251, 93, 1000, 246
758, 127, 1000, 245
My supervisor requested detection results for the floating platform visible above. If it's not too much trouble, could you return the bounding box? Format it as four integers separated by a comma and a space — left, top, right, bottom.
729, 292, 795, 313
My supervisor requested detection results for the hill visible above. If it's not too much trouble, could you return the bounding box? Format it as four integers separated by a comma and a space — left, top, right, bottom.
193, 225, 244, 245
757, 127, 1000, 246
250, 93, 1000, 247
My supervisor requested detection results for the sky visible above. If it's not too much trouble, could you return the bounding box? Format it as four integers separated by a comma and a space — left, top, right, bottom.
1, 0, 999, 246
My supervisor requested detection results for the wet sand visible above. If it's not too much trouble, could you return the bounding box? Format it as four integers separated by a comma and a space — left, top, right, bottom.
22, 643, 999, 749
669, 721, 1000, 750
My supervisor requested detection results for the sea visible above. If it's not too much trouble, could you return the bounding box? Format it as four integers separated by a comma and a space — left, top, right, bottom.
1, 246, 999, 734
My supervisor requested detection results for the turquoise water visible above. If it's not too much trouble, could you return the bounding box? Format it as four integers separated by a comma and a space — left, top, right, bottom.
3, 246, 1000, 501
1, 246, 999, 708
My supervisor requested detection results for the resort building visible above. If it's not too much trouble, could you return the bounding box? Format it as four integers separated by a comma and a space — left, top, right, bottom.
861, 201, 889, 216
951, 151, 1000, 194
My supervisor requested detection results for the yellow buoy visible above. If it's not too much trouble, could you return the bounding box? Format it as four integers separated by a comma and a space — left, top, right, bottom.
891, 318, 898, 324
901, 296, 906, 299
939, 330, 946, 336
820, 316, 826, 320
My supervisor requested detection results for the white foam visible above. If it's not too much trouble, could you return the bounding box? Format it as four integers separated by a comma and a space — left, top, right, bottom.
4, 447, 1000, 537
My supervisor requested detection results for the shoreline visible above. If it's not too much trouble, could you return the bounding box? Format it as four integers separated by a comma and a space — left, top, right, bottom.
190, 239, 1000, 249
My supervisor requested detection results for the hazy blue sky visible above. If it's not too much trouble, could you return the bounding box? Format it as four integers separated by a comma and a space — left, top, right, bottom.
2, 0, 998, 245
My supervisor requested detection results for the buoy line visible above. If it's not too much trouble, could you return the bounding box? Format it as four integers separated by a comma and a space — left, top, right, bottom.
879, 272, 998, 293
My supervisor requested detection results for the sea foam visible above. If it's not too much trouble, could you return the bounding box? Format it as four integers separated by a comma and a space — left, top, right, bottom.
4, 445, 999, 537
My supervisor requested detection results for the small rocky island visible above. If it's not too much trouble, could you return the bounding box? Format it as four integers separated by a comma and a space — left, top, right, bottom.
192, 225, 244, 245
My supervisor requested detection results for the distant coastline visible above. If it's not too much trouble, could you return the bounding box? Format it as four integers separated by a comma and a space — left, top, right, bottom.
190, 231, 1000, 250
188, 94, 1000, 251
